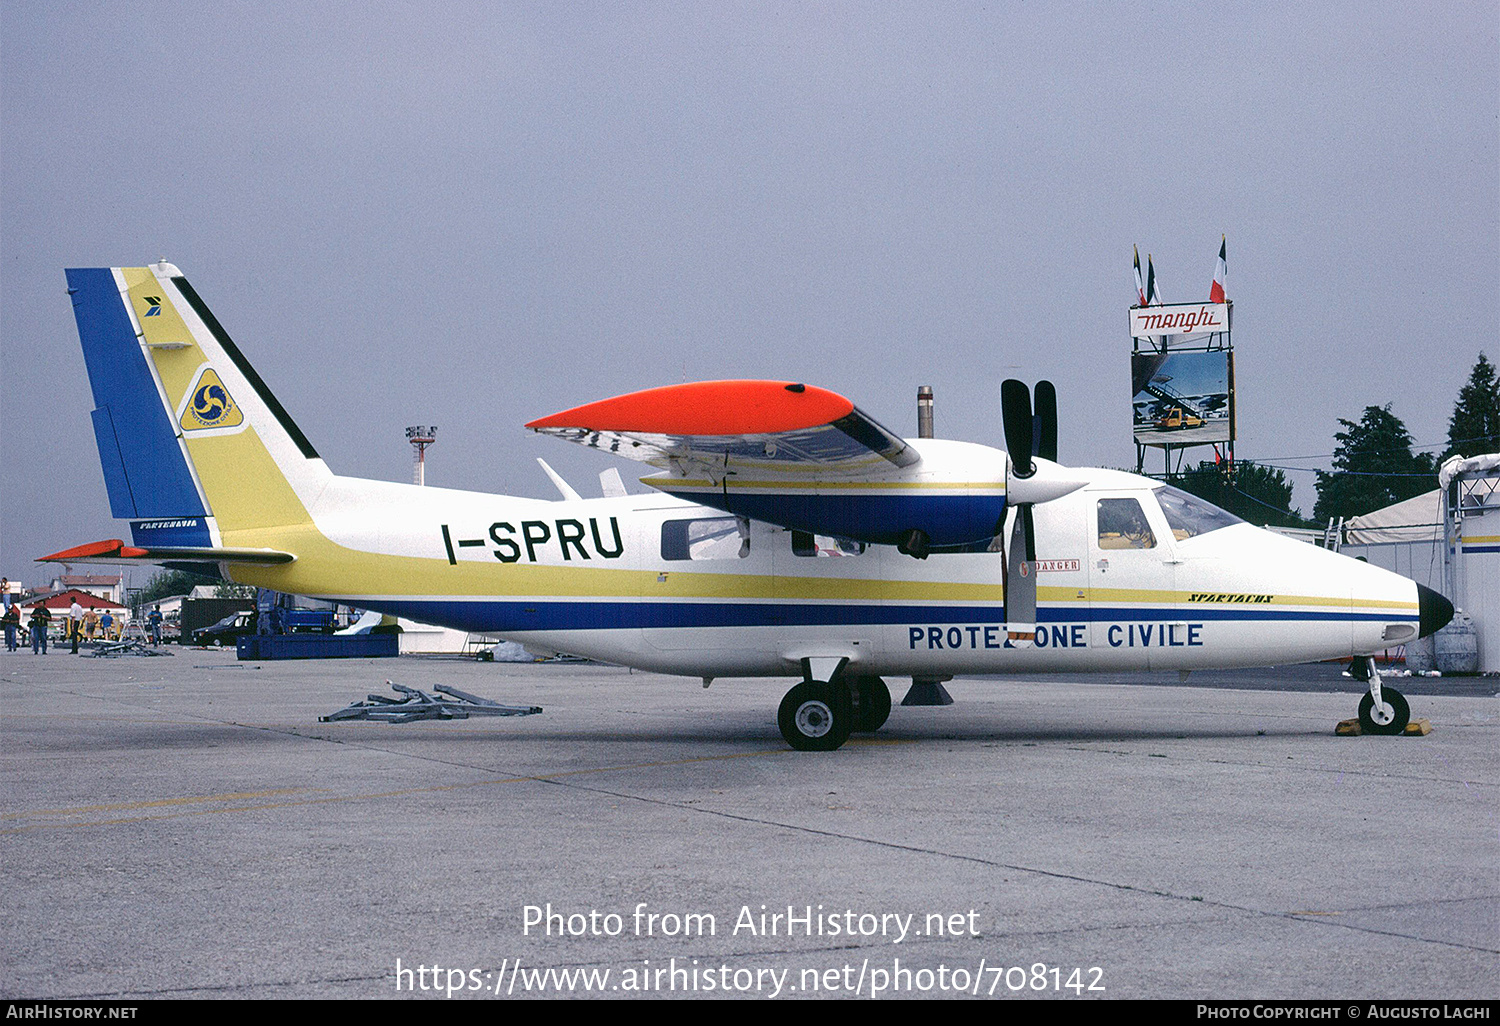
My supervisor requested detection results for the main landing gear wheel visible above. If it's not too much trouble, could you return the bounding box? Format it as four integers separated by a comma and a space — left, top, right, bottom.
848, 675, 891, 733
1358, 687, 1410, 736
778, 680, 854, 751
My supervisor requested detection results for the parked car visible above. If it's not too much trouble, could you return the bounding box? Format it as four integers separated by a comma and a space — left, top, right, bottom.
193, 611, 257, 647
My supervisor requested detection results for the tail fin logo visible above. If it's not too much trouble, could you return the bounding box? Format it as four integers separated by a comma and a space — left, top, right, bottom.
143, 296, 163, 316
180, 369, 244, 432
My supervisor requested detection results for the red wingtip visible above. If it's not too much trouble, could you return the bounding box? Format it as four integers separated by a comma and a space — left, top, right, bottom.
526, 380, 855, 435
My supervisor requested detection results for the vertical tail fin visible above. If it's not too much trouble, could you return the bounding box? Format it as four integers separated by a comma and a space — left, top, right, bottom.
66, 263, 331, 550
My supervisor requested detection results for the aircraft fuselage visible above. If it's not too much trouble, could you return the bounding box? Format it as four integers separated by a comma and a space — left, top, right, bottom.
211, 462, 1422, 682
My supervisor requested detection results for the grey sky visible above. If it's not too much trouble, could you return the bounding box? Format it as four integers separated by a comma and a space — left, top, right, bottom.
3, 1, 1496, 587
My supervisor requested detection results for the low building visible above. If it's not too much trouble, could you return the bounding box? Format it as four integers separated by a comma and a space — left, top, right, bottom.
48, 573, 124, 606
16, 589, 130, 637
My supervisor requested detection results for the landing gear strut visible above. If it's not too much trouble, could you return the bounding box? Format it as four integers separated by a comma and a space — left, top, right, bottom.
1352, 655, 1410, 735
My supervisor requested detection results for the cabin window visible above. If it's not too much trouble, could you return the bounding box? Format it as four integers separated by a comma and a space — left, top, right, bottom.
1153, 485, 1243, 540
791, 531, 866, 557
1097, 498, 1156, 549
661, 517, 749, 560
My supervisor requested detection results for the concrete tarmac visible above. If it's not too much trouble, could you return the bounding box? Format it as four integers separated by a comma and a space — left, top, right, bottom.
1, 648, 1495, 1000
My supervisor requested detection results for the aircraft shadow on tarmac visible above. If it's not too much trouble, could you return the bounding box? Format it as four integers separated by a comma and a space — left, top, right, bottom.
294, 719, 1360, 747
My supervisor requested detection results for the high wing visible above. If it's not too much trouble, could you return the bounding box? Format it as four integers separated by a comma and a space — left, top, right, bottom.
527, 380, 916, 471
527, 380, 1009, 554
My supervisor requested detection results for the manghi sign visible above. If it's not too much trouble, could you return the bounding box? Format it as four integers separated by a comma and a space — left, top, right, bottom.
1130, 302, 1230, 338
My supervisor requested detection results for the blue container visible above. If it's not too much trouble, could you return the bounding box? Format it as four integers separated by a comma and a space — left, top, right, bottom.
237, 633, 399, 660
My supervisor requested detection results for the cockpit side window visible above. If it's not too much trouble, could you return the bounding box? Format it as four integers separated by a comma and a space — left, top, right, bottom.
1153, 485, 1244, 540
1097, 498, 1156, 549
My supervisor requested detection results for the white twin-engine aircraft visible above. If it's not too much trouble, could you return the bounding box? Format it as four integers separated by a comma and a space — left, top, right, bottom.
47, 263, 1454, 750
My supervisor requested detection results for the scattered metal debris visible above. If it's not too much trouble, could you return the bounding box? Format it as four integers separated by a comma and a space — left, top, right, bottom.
319, 682, 542, 723
89, 640, 176, 658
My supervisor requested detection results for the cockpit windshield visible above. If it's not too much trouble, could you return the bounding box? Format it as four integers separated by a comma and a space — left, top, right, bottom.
1152, 485, 1243, 540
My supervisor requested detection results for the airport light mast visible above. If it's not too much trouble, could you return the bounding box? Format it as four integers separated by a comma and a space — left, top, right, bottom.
406, 425, 436, 486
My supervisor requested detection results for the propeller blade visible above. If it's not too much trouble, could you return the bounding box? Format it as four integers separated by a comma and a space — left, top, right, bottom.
1005, 505, 1036, 646
1033, 380, 1057, 462
1001, 379, 1035, 478
1002, 380, 1062, 646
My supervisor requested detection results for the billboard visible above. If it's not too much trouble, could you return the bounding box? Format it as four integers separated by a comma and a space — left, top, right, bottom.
1131, 349, 1234, 447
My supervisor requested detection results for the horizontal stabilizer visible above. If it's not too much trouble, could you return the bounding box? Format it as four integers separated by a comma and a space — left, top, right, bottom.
39, 539, 296, 566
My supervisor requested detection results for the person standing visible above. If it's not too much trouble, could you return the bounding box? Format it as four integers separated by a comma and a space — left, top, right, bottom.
83, 607, 99, 641
28, 605, 51, 654
148, 606, 164, 646
69, 598, 84, 654
99, 610, 114, 641
2, 604, 19, 652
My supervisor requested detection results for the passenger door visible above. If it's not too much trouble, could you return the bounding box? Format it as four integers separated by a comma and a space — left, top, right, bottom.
1087, 492, 1180, 664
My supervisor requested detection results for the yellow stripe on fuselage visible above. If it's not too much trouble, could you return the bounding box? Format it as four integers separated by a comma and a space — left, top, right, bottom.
225, 532, 1011, 602
1070, 586, 1415, 612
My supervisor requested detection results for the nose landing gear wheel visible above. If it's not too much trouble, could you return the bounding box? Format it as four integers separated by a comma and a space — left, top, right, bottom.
1358, 686, 1410, 735
778, 680, 854, 751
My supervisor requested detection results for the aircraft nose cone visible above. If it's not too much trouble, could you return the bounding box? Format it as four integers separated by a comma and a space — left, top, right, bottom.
1417, 584, 1454, 638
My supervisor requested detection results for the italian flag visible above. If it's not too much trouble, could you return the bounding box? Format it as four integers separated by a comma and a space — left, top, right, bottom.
1209, 236, 1227, 303
1134, 246, 1147, 306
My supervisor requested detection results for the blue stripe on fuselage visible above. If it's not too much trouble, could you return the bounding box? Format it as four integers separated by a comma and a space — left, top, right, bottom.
352, 599, 1417, 635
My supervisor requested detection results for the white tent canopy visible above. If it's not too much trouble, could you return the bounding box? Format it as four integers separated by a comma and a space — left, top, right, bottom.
1439, 453, 1500, 491
1342, 489, 1443, 544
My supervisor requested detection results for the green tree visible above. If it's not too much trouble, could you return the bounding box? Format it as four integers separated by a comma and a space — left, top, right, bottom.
1313, 405, 1436, 522
134, 568, 217, 606
1443, 352, 1500, 461
1166, 461, 1305, 528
